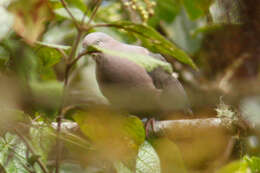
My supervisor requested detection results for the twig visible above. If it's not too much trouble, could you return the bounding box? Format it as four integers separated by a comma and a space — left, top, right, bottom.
69, 50, 98, 69
15, 129, 49, 173
55, 1, 103, 173
56, 48, 69, 61
85, 0, 103, 28
218, 53, 250, 92
60, 0, 81, 30
154, 118, 237, 139
51, 117, 248, 139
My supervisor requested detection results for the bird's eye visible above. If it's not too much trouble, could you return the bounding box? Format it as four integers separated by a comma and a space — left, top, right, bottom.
95, 40, 101, 45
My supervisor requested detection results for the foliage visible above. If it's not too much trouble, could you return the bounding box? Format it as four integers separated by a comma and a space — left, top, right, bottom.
0, 0, 259, 173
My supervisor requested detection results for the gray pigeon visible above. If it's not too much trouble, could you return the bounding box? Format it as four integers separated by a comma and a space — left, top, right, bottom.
82, 32, 192, 118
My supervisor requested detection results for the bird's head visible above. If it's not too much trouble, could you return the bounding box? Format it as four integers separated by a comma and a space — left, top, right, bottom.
82, 32, 115, 49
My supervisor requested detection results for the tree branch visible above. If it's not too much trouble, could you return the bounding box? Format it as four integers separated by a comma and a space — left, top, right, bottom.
55, 1, 103, 172
51, 117, 248, 139
60, 0, 81, 30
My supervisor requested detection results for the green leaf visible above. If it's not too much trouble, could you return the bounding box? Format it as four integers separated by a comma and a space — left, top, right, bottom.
73, 109, 145, 162
8, 0, 52, 44
29, 81, 63, 108
114, 161, 133, 173
192, 24, 224, 37
149, 0, 181, 25
49, 0, 87, 12
0, 7, 13, 41
152, 138, 187, 173
0, 46, 10, 69
183, 0, 213, 20
36, 47, 62, 68
35, 42, 70, 81
168, 10, 203, 54
0, 133, 28, 173
30, 125, 56, 163
89, 45, 173, 73
106, 21, 197, 69
244, 156, 260, 172
216, 160, 248, 173
54, 7, 90, 24
136, 141, 161, 173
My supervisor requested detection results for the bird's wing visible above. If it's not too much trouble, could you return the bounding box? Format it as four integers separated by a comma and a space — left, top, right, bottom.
148, 53, 192, 114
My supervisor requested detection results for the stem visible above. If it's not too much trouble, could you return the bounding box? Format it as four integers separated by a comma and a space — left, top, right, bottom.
60, 0, 81, 30
85, 0, 103, 28
55, 1, 103, 172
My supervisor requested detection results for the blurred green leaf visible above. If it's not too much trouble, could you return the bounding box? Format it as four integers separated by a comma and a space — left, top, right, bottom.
216, 156, 260, 173
49, 0, 87, 12
42, 24, 76, 44
0, 46, 10, 69
36, 47, 62, 68
244, 156, 260, 173
29, 81, 63, 108
30, 126, 56, 163
54, 7, 90, 23
0, 7, 13, 41
183, 0, 213, 20
106, 21, 197, 69
136, 141, 161, 173
152, 138, 187, 173
114, 161, 133, 173
96, 2, 122, 22
149, 0, 181, 25
167, 10, 204, 54
8, 0, 53, 44
88, 45, 173, 73
35, 42, 70, 81
192, 24, 223, 37
217, 160, 248, 173
0, 133, 28, 173
73, 109, 145, 162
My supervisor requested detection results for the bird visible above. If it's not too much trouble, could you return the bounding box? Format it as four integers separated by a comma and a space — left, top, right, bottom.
81, 32, 192, 119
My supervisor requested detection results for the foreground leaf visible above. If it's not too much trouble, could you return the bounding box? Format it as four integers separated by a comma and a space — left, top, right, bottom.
244, 156, 260, 173
114, 161, 133, 173
73, 108, 145, 163
8, 0, 53, 44
152, 138, 187, 173
136, 141, 161, 173
183, 0, 213, 20
0, 7, 13, 41
54, 7, 90, 23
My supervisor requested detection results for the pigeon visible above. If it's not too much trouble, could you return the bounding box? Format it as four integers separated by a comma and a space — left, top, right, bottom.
82, 32, 192, 118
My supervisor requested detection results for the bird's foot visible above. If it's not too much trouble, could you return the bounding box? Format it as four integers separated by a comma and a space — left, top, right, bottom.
144, 118, 156, 138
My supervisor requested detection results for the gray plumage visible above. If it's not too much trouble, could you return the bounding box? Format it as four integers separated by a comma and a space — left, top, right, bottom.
82, 32, 192, 117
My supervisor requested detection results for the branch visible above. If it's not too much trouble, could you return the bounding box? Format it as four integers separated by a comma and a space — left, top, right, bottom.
55, 48, 68, 61
51, 117, 248, 139
60, 0, 81, 30
153, 118, 236, 139
69, 50, 98, 69
15, 129, 49, 173
55, 1, 103, 172
85, 0, 103, 28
